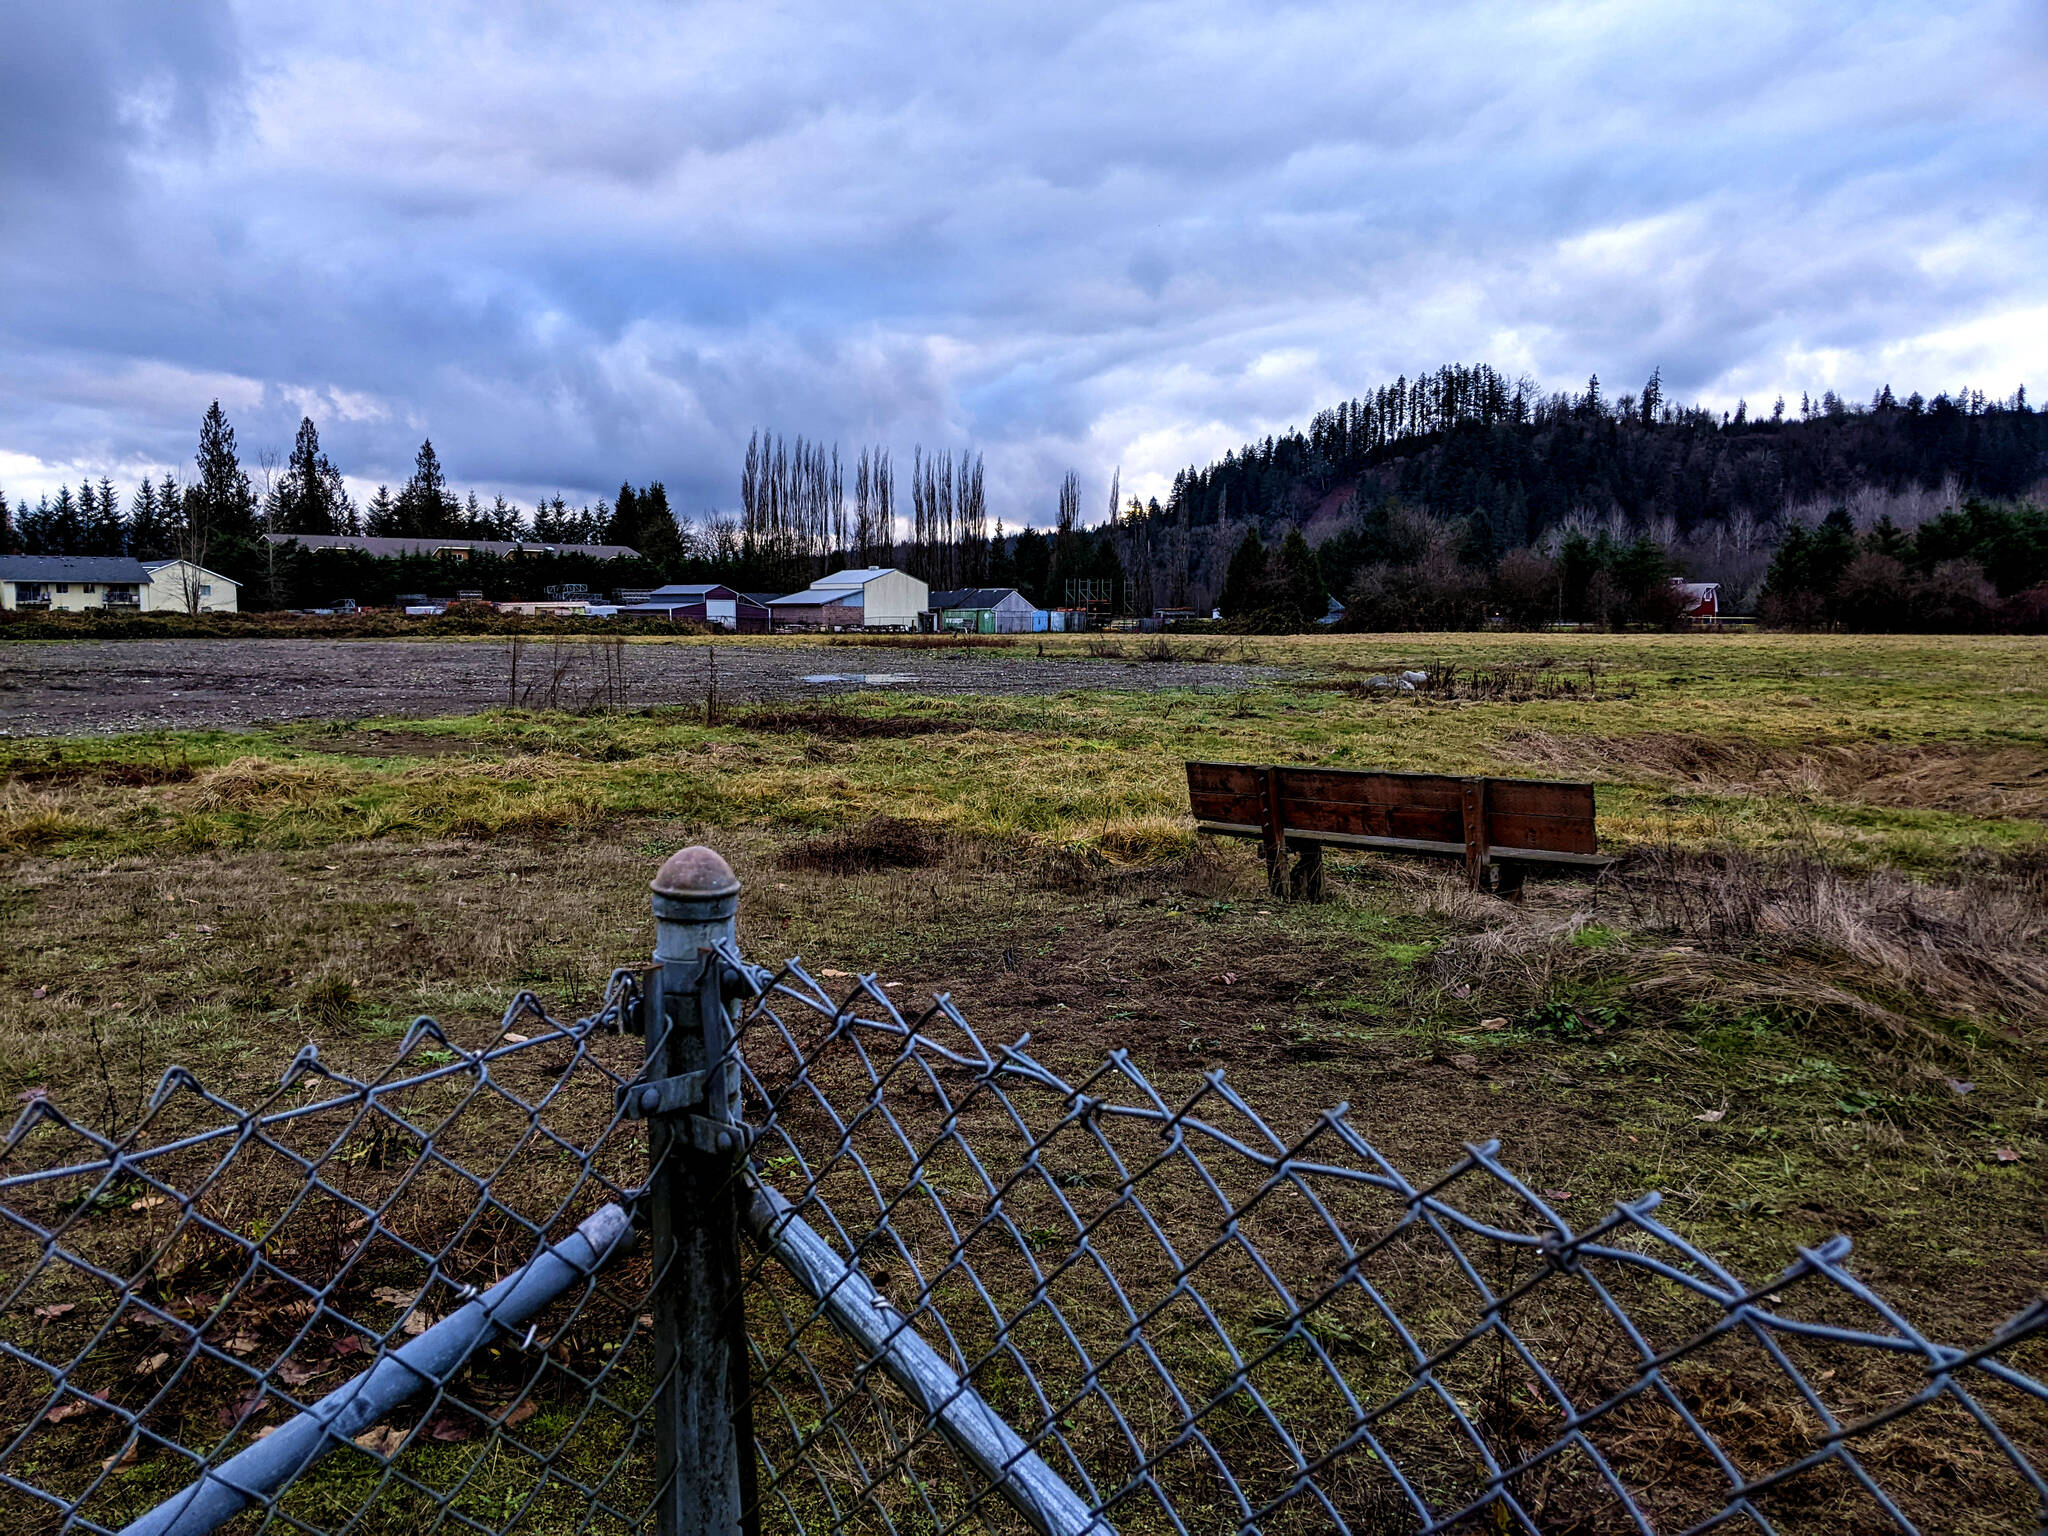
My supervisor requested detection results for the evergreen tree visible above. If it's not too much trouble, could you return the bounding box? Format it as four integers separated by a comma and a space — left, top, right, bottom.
1219, 530, 1269, 617
128, 480, 171, 558
48, 486, 83, 553
272, 416, 347, 535
364, 485, 397, 535
0, 487, 13, 555
393, 440, 456, 537
192, 400, 256, 540
84, 476, 126, 554
625, 481, 685, 570
608, 482, 640, 547
1276, 526, 1327, 620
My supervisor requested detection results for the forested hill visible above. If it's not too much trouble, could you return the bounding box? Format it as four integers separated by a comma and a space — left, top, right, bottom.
1163, 364, 2045, 556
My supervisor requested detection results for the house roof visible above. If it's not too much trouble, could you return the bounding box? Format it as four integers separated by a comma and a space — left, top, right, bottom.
142, 559, 239, 586
648, 584, 733, 601
0, 555, 151, 584
769, 584, 864, 606
930, 587, 1029, 611
262, 533, 642, 560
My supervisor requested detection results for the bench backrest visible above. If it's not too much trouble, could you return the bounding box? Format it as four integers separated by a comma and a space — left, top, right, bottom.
1184, 761, 1598, 860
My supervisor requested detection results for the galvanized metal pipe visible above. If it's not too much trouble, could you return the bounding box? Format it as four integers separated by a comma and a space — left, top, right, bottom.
744, 1180, 1112, 1536
120, 1202, 634, 1536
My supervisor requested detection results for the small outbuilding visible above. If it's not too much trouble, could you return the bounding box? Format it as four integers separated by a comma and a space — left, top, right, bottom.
618, 584, 771, 633
927, 587, 1041, 634
1671, 579, 1722, 620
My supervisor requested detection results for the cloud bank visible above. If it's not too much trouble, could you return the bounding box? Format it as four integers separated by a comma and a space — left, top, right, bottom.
1, 0, 2042, 523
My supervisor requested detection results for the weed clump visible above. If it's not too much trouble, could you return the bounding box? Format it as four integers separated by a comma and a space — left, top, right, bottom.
778, 817, 943, 875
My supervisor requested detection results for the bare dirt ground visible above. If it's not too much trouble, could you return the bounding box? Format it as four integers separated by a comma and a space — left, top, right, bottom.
0, 639, 1279, 736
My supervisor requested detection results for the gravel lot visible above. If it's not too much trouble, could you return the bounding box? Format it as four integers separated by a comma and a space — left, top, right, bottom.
0, 639, 1281, 736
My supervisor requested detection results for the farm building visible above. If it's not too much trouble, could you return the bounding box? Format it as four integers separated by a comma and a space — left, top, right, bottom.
1671, 580, 1723, 619
927, 587, 1042, 633
0, 555, 239, 613
768, 568, 928, 630
262, 533, 642, 561
618, 584, 771, 632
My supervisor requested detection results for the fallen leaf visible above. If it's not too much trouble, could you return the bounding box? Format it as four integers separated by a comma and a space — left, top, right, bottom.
224, 1334, 260, 1356
16, 1086, 47, 1103
1477, 1017, 1507, 1031
501, 1398, 538, 1428
637, 1314, 653, 1328
428, 1414, 472, 1442
402, 1310, 435, 1336
501, 1032, 529, 1044
129, 1195, 168, 1212
353, 1424, 405, 1456
35, 1302, 76, 1321
103, 1440, 139, 1472
371, 1286, 414, 1307
1449, 984, 1471, 999
1696, 1109, 1726, 1123
30, 986, 48, 1000
195, 924, 215, 935
1449, 1054, 1479, 1071
883, 981, 901, 989
1994, 1148, 2022, 1163
276, 1359, 319, 1387
1219, 971, 1238, 985
1543, 1189, 1575, 1202
1945, 1078, 1975, 1096
252, 1424, 277, 1440
137, 1352, 171, 1375
280, 1298, 317, 1321
45, 1399, 93, 1424
819, 969, 850, 979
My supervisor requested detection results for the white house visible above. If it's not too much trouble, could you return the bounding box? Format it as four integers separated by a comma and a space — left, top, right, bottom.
0, 555, 240, 613
767, 567, 929, 630
142, 560, 240, 613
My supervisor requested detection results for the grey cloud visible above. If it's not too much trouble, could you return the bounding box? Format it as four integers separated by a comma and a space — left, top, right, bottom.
0, 0, 2042, 524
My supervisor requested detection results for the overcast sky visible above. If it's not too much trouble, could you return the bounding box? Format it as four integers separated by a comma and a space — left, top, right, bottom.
2, 1, 2042, 525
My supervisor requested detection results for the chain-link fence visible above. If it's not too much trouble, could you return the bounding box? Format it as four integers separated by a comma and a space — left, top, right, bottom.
2, 845, 2043, 1535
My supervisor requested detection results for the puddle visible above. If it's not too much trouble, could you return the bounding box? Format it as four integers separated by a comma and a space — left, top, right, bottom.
799, 673, 922, 687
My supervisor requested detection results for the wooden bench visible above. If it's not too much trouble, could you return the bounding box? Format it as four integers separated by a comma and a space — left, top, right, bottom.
1185, 760, 1613, 900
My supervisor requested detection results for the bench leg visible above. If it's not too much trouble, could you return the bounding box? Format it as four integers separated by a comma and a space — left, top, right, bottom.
1494, 860, 1525, 903
1264, 842, 1288, 898
1289, 843, 1325, 903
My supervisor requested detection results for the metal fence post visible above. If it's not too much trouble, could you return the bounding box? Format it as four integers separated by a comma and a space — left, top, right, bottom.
646, 845, 755, 1536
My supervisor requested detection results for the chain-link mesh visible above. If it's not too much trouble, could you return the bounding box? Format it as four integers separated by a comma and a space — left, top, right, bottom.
3, 940, 2044, 1536
0, 972, 664, 1536
727, 949, 2048, 1536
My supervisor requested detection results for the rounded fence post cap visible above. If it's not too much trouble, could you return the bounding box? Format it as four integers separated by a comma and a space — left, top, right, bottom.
651, 845, 741, 900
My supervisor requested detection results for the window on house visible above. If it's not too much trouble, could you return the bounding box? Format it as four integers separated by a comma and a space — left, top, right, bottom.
199, 585, 213, 596
55, 584, 68, 593
83, 584, 96, 594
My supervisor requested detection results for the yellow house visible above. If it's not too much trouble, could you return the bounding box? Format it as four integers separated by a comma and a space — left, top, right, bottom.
0, 556, 240, 613
140, 559, 240, 613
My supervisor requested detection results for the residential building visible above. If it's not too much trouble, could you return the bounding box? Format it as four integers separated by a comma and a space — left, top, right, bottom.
0, 555, 240, 613
141, 560, 242, 612
261, 533, 642, 560
767, 568, 928, 630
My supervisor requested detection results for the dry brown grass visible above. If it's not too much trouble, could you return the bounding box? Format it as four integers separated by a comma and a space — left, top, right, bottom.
1503, 728, 2048, 821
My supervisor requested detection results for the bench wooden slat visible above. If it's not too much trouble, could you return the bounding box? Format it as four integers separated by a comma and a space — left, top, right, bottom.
1186, 760, 1610, 892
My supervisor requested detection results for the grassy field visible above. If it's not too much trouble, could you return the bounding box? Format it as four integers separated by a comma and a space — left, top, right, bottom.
1, 630, 2044, 1531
